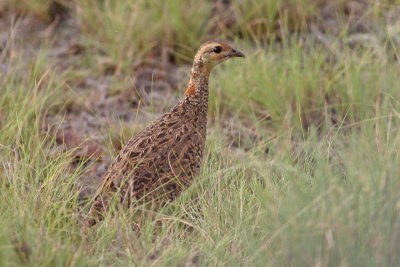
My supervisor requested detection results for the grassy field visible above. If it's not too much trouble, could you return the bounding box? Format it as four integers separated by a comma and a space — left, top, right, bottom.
1, 0, 400, 266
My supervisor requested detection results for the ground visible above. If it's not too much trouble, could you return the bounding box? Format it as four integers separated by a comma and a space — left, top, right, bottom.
1, 0, 400, 266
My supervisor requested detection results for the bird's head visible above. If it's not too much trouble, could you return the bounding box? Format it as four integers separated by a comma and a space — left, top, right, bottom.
194, 41, 245, 70
185, 41, 244, 95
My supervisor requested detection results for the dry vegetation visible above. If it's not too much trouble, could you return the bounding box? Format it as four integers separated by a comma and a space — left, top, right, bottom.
1, 0, 400, 266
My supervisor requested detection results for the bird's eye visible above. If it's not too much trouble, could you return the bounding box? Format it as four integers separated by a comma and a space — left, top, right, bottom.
213, 46, 222, 53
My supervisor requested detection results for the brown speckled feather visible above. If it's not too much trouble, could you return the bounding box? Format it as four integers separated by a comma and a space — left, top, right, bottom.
85, 41, 244, 226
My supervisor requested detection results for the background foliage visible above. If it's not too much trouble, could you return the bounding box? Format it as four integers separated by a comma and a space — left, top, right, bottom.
1, 0, 400, 266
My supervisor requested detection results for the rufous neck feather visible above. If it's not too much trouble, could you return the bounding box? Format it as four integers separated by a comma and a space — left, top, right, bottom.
185, 56, 211, 96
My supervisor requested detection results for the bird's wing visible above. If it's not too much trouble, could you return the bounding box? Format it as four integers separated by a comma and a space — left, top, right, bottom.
86, 105, 186, 224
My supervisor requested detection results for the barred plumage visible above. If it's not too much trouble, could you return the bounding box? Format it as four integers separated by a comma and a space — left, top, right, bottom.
85, 41, 244, 226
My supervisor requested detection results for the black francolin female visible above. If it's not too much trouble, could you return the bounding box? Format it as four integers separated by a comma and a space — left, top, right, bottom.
85, 41, 244, 226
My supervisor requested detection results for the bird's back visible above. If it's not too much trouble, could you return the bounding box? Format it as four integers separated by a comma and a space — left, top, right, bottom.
86, 97, 207, 225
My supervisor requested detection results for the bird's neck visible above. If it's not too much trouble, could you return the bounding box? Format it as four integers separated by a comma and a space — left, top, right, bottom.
181, 59, 210, 129
184, 58, 210, 99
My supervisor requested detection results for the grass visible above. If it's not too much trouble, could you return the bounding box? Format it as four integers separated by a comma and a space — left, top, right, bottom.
1, 0, 400, 266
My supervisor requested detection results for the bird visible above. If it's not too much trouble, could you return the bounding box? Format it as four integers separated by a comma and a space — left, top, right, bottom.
85, 41, 245, 226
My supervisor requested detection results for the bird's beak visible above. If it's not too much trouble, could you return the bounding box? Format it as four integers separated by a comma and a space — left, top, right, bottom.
229, 49, 245, 58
